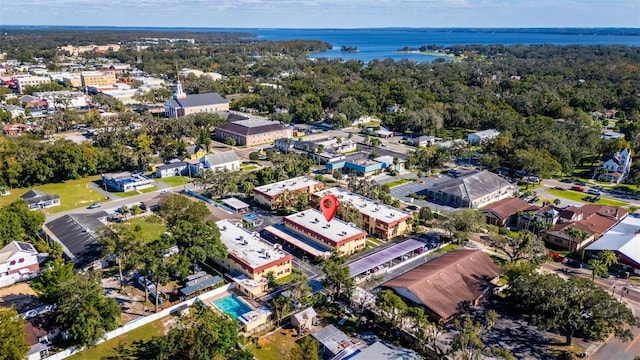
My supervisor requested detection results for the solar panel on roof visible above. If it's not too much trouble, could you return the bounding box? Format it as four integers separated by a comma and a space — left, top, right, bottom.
17, 242, 33, 251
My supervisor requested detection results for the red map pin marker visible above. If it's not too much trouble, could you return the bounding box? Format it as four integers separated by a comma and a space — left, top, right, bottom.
320, 194, 339, 222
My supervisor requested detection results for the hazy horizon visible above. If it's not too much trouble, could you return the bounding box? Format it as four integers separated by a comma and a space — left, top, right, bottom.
3, 0, 639, 29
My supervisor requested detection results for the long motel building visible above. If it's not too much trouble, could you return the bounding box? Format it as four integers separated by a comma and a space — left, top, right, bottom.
253, 176, 324, 210
216, 220, 293, 296
281, 208, 368, 256
312, 187, 412, 240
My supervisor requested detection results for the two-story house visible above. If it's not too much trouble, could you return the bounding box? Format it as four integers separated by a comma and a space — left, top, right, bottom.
0, 241, 40, 287
594, 149, 632, 184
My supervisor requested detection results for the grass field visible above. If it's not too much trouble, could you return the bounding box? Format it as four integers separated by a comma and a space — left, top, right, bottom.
241, 164, 258, 171
158, 176, 191, 187
546, 188, 629, 207
68, 319, 164, 360
114, 215, 167, 243
248, 328, 300, 360
139, 186, 158, 194
0, 175, 106, 212
386, 178, 411, 188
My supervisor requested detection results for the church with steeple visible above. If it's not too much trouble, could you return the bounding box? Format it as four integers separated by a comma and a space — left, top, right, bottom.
164, 76, 228, 118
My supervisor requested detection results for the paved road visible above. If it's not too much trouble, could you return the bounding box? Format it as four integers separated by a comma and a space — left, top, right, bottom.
592, 327, 640, 360
540, 179, 640, 208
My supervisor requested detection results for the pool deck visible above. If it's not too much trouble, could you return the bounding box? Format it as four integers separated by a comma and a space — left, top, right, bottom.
202, 290, 271, 334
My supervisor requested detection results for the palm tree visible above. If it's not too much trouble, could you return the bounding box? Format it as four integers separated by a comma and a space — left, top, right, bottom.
588, 259, 608, 281
598, 250, 618, 267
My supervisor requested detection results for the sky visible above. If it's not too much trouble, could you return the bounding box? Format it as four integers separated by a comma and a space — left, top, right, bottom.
1, 0, 639, 28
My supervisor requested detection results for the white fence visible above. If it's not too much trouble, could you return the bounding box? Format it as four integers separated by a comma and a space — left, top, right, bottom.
42, 283, 235, 360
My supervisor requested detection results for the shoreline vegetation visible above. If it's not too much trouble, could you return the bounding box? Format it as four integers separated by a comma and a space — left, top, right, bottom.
340, 45, 358, 52
398, 45, 464, 59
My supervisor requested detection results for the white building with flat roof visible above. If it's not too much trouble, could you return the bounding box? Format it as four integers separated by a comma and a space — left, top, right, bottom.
253, 176, 323, 210
312, 187, 411, 240
216, 220, 293, 294
283, 209, 367, 255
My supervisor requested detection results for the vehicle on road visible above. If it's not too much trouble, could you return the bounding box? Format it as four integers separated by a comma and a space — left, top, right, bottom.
560, 179, 572, 183
570, 185, 586, 192
88, 202, 101, 209
586, 188, 601, 195
565, 259, 583, 268
575, 181, 587, 186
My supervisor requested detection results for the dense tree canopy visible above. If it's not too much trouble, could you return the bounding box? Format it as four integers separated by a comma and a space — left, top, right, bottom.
0, 307, 29, 360
507, 268, 637, 345
0, 201, 46, 246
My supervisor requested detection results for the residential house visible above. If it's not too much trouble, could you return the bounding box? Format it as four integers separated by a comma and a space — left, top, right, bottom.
275, 137, 357, 164
0, 241, 40, 287
164, 79, 228, 117
2, 123, 32, 136
24, 317, 56, 360
102, 172, 154, 192
467, 129, 500, 145
585, 215, 640, 275
602, 131, 625, 140
481, 197, 539, 227
155, 161, 187, 178
311, 325, 366, 359
593, 149, 632, 184
346, 341, 422, 360
410, 135, 443, 147
312, 187, 412, 240
191, 151, 241, 175
185, 144, 206, 160
291, 307, 317, 332
19, 95, 47, 109
1, 104, 26, 118
254, 176, 323, 210
382, 249, 500, 323
423, 170, 515, 209
21, 190, 60, 210
540, 204, 627, 251
215, 113, 291, 146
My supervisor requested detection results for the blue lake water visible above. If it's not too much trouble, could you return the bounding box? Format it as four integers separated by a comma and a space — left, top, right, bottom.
11, 26, 640, 62
249, 28, 640, 62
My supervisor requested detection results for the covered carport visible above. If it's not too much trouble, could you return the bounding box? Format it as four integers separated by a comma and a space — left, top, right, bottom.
348, 239, 425, 280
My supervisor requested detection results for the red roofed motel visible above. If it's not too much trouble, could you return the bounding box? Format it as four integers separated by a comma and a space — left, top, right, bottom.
254, 176, 324, 210
283, 209, 367, 256
216, 220, 293, 295
312, 187, 411, 240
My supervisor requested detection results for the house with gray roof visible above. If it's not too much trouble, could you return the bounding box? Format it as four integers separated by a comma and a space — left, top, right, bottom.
422, 170, 515, 208
467, 129, 500, 145
164, 79, 228, 117
155, 161, 188, 178
21, 190, 60, 210
190, 151, 240, 175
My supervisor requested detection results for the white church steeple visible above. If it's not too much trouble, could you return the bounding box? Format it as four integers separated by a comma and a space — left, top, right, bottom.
174, 75, 186, 100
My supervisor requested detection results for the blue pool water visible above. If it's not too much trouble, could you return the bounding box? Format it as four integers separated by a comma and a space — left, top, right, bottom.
212, 294, 252, 319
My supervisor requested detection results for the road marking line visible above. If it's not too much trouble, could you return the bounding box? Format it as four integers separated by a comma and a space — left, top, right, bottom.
625, 331, 640, 352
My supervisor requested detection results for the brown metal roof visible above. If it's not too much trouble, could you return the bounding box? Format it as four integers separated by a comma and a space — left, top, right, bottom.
481, 197, 539, 221
383, 249, 500, 322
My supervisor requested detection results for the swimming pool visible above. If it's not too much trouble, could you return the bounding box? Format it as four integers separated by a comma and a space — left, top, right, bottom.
212, 294, 253, 319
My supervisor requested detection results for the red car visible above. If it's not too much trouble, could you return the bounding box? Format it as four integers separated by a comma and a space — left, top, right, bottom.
570, 185, 585, 192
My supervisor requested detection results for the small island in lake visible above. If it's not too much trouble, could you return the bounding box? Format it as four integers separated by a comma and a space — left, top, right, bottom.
340, 45, 358, 52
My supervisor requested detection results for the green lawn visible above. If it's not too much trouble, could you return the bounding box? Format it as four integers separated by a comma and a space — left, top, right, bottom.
115, 190, 142, 198
248, 328, 300, 360
546, 188, 629, 207
114, 215, 167, 243
158, 176, 191, 187
241, 164, 258, 171
139, 186, 158, 194
433, 243, 460, 254
0, 175, 106, 212
68, 319, 164, 360
386, 178, 411, 188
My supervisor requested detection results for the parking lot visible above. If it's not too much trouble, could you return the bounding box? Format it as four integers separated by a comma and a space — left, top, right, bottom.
388, 173, 467, 212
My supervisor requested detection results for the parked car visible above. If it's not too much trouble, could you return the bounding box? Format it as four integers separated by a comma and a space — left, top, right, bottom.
570, 185, 586, 192
566, 259, 583, 268
586, 188, 601, 196
575, 181, 587, 186
88, 202, 101, 209
560, 179, 572, 183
